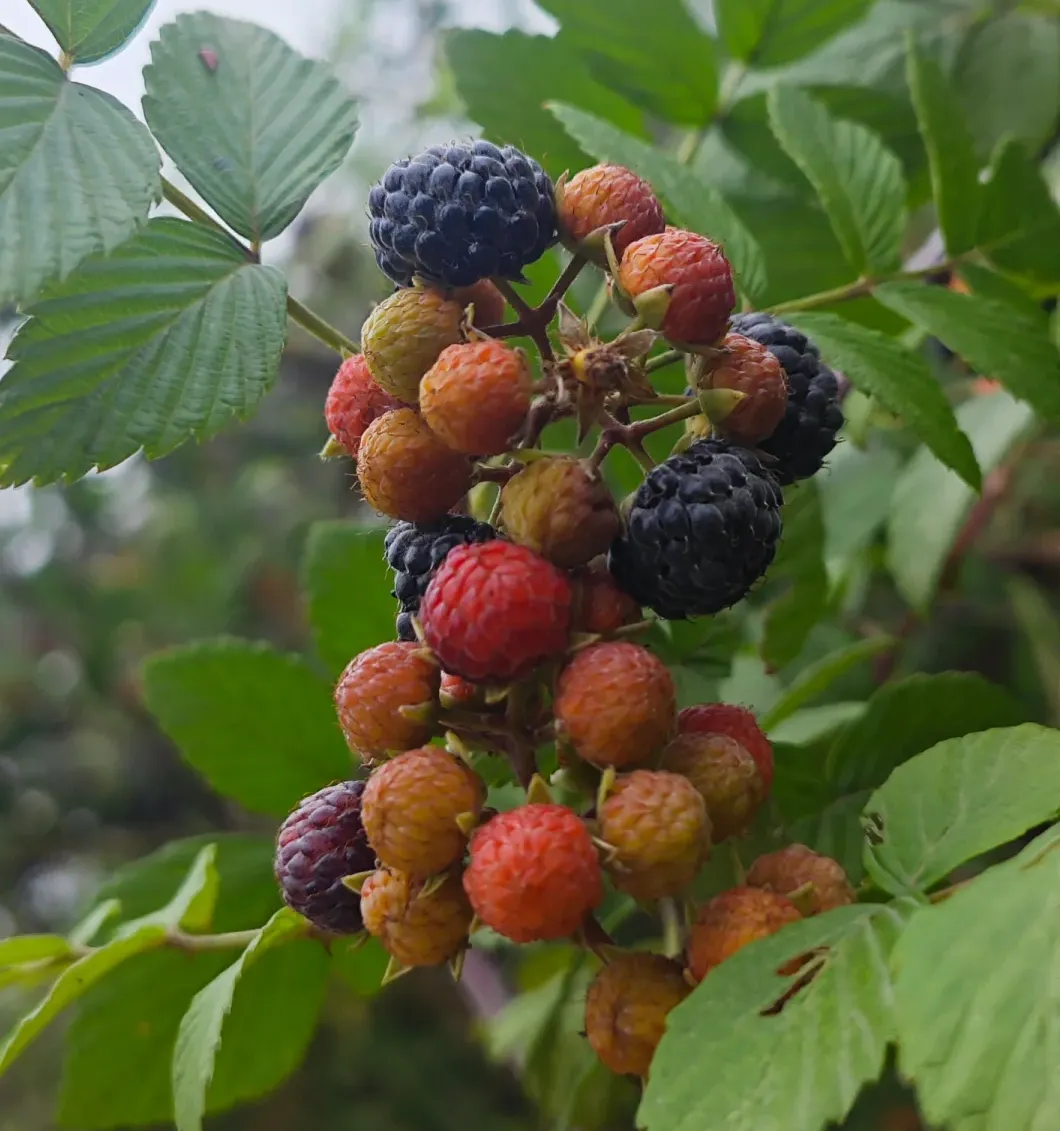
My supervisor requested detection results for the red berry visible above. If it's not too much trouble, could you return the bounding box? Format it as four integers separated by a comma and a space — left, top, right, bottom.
325, 355, 402, 458
618, 228, 735, 347
572, 564, 642, 635
746, 844, 855, 915
463, 803, 603, 942
558, 164, 665, 260
555, 642, 676, 769
678, 704, 774, 791
334, 641, 440, 762
584, 951, 690, 1077
360, 866, 472, 967
420, 339, 532, 456
361, 746, 484, 879
687, 886, 801, 983
439, 671, 480, 708
420, 541, 573, 684
357, 408, 472, 522
599, 769, 710, 902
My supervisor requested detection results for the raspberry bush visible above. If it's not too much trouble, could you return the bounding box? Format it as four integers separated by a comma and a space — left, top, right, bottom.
2, 3, 1060, 1131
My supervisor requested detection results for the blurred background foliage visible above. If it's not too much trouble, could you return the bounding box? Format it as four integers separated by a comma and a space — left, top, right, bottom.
2, 0, 1060, 1127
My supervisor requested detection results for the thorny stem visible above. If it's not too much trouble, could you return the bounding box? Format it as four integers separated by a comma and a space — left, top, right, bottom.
70, 926, 267, 963
161, 176, 360, 357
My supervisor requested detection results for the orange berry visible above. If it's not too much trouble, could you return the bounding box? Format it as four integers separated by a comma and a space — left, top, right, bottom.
746, 844, 855, 915
618, 228, 735, 347
660, 731, 765, 842
334, 641, 439, 762
558, 164, 665, 260
360, 867, 472, 966
584, 952, 689, 1077
361, 746, 484, 878
357, 408, 472, 522
420, 339, 532, 455
701, 332, 788, 445
451, 279, 507, 327
687, 886, 801, 983
678, 703, 774, 790
555, 642, 676, 769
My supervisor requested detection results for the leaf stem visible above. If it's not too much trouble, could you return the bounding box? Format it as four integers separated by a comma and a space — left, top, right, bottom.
766, 257, 964, 316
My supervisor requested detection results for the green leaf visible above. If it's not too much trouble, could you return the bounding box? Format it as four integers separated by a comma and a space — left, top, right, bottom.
769, 701, 866, 746
715, 0, 872, 69
954, 12, 1060, 159
761, 482, 828, 669
906, 39, 980, 256
0, 36, 159, 306
828, 672, 1028, 793
886, 390, 1036, 610
892, 827, 1060, 1131
301, 521, 396, 677
0, 217, 287, 487
535, 0, 716, 124
444, 30, 645, 180
864, 724, 1060, 896
143, 13, 358, 244
767, 86, 906, 275
331, 936, 388, 998
0, 935, 72, 967
874, 280, 1060, 420
760, 637, 893, 732
29, 0, 154, 64
93, 834, 279, 935
68, 901, 121, 947
785, 313, 980, 488
977, 138, 1060, 288
125, 845, 220, 936
818, 440, 901, 563
548, 104, 767, 302
0, 922, 164, 1077
171, 909, 315, 1131
641, 902, 912, 1131
60, 936, 326, 1130
141, 638, 350, 816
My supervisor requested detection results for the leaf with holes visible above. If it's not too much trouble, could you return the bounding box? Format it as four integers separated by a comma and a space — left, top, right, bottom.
0, 35, 159, 306
143, 12, 357, 243
29, 0, 155, 64
141, 638, 350, 816
549, 104, 766, 302
887, 391, 1036, 610
641, 902, 912, 1131
875, 281, 1060, 421
906, 40, 981, 256
301, 522, 396, 676
0, 218, 286, 487
864, 724, 1060, 897
767, 86, 906, 275
785, 313, 980, 489
893, 826, 1060, 1131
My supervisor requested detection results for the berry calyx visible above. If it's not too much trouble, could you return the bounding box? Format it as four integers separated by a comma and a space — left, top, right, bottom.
617, 228, 735, 347
420, 338, 532, 455
334, 641, 440, 762
274, 781, 375, 934
361, 746, 484, 878
463, 803, 603, 942
555, 642, 676, 770
746, 844, 855, 915
584, 951, 690, 1077
608, 439, 783, 620
360, 866, 472, 967
368, 140, 557, 288
500, 457, 620, 569
361, 285, 464, 403
686, 886, 801, 983
357, 408, 472, 522
695, 332, 788, 446
420, 540, 573, 684
599, 769, 710, 902
557, 164, 665, 261
677, 704, 774, 791
324, 354, 401, 459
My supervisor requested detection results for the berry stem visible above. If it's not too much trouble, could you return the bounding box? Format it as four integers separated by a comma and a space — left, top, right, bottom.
645, 349, 684, 374
538, 252, 589, 319
626, 399, 704, 437
491, 278, 556, 364
579, 915, 616, 960
161, 175, 361, 357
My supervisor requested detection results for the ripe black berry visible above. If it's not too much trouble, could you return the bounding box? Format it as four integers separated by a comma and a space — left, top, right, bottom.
608, 439, 782, 619
275, 781, 375, 934
385, 515, 497, 641
368, 140, 557, 288
729, 312, 843, 484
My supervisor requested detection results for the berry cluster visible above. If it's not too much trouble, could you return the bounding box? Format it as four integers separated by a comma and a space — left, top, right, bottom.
277, 144, 853, 1081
